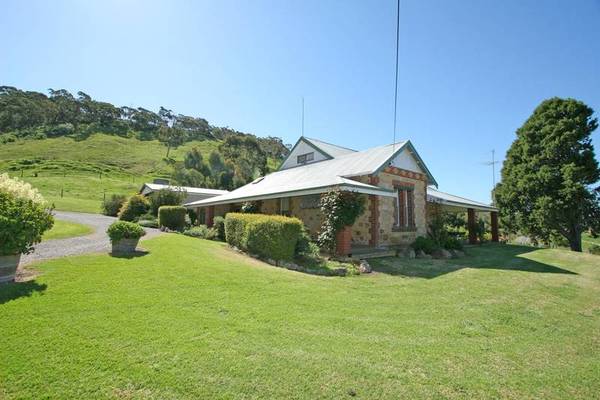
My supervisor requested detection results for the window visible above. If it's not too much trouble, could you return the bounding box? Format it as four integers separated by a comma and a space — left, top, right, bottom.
280, 197, 290, 216
300, 194, 320, 209
297, 152, 314, 164
394, 186, 415, 230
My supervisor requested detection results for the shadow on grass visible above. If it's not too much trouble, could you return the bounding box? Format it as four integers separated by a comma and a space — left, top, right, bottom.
370, 243, 577, 279
109, 250, 150, 259
0, 280, 47, 304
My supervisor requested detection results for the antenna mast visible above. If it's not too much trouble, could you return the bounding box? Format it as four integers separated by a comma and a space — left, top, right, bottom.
483, 149, 500, 187
392, 0, 400, 153
301, 96, 305, 137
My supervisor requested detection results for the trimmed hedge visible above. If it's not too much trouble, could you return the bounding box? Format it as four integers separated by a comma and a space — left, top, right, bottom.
158, 206, 187, 231
224, 213, 303, 261
107, 221, 146, 243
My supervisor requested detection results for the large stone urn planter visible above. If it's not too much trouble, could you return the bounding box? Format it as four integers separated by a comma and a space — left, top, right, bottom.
0, 254, 21, 284
111, 238, 140, 255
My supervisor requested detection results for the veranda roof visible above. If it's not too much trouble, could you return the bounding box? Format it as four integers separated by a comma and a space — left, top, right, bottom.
140, 183, 229, 197
427, 187, 498, 212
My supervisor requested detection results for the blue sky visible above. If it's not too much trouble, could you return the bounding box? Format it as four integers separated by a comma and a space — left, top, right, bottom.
1, 0, 599, 203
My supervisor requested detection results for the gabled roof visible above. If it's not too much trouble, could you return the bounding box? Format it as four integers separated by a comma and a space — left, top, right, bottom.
140, 183, 229, 197
184, 137, 437, 207
427, 187, 497, 212
303, 137, 357, 157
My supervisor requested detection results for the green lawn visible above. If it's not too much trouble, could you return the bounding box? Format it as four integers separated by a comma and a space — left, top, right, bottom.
42, 219, 94, 241
1, 236, 599, 399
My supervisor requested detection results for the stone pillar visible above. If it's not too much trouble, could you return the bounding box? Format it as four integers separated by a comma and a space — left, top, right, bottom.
205, 206, 215, 227
467, 208, 477, 245
336, 226, 352, 257
491, 211, 499, 242
368, 195, 379, 247
368, 176, 380, 247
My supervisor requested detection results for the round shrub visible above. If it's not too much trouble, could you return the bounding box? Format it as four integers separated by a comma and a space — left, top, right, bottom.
158, 206, 187, 231
213, 216, 226, 241
589, 244, 600, 256
107, 221, 146, 244
412, 236, 438, 255
443, 237, 463, 251
102, 194, 127, 217
149, 189, 185, 216
0, 174, 54, 255
118, 194, 150, 222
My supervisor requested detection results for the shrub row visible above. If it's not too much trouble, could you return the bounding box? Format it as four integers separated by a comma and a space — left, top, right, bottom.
224, 213, 303, 261
183, 225, 219, 240
412, 235, 464, 255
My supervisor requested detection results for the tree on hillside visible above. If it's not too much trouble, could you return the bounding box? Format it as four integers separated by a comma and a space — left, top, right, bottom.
158, 126, 184, 158
495, 98, 600, 251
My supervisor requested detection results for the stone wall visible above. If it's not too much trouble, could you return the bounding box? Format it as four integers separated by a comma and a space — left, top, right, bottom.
260, 199, 279, 215
376, 167, 428, 246
289, 196, 322, 239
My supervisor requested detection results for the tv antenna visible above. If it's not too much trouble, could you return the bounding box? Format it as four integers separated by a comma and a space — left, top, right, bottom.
483, 149, 500, 188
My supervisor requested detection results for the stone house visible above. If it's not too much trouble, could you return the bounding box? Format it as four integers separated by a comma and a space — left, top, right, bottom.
185, 137, 498, 256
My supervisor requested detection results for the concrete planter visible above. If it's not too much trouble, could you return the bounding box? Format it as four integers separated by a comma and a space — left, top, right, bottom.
0, 254, 21, 284
111, 238, 140, 254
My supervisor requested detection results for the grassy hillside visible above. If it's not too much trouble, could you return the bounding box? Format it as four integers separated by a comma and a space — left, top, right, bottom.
0, 134, 220, 212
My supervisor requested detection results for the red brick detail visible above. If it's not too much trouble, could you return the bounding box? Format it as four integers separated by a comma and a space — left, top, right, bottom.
383, 166, 427, 182
491, 211, 499, 242
467, 208, 477, 244
335, 226, 352, 256
205, 206, 215, 228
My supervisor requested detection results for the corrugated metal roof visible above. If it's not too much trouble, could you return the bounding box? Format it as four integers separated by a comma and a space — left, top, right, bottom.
141, 183, 229, 196
304, 137, 357, 157
427, 187, 497, 212
185, 141, 410, 207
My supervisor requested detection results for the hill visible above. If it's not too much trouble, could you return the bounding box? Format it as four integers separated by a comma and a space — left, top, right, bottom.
0, 86, 289, 213
0, 134, 225, 212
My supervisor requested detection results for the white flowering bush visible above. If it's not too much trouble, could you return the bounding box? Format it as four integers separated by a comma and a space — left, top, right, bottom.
0, 174, 54, 255
0, 173, 47, 205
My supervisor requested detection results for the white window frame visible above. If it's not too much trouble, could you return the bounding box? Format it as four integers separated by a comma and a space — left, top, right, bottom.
297, 152, 314, 164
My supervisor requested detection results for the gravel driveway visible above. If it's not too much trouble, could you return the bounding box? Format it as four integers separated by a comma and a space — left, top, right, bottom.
19, 211, 163, 266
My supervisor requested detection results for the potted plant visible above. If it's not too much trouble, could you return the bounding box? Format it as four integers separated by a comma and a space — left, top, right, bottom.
107, 221, 146, 254
0, 174, 54, 283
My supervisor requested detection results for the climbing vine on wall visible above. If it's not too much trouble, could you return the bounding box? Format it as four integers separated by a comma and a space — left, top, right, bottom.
317, 188, 365, 253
